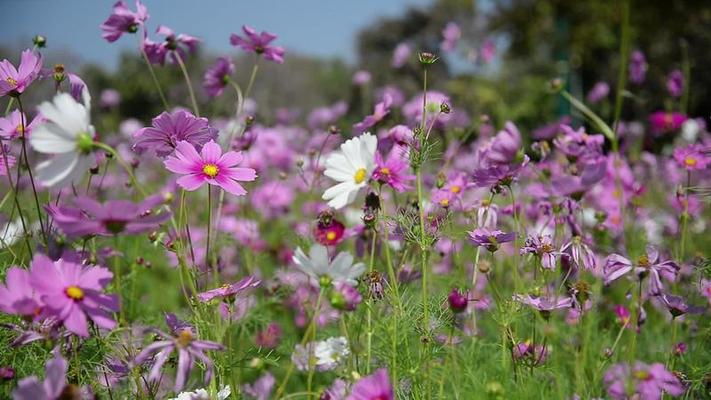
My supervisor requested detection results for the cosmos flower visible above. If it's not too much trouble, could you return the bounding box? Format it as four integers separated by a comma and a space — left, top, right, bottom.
314, 212, 346, 246
448, 288, 469, 313
292, 244, 365, 286
604, 362, 684, 400
203, 57, 235, 98
100, 0, 148, 43
47, 195, 170, 237
512, 341, 549, 366
241, 373, 275, 400
195, 276, 260, 302
164, 140, 257, 195
629, 50, 648, 84
586, 81, 609, 103
170, 385, 231, 400
392, 42, 412, 68
520, 234, 565, 270
440, 22, 461, 52
133, 110, 218, 157
353, 94, 392, 134
29, 254, 118, 337
649, 111, 687, 135
12, 351, 69, 400
230, 26, 285, 64
603, 245, 679, 295
291, 337, 350, 372
672, 143, 710, 171
347, 368, 393, 400
372, 146, 415, 193
0, 267, 42, 318
513, 294, 573, 316
560, 236, 597, 270
0, 49, 43, 97
467, 228, 515, 252
700, 279, 711, 305
134, 313, 224, 392
352, 70, 371, 86
666, 69, 684, 98
0, 110, 42, 140
143, 25, 199, 65
29, 93, 95, 188
322, 133, 377, 210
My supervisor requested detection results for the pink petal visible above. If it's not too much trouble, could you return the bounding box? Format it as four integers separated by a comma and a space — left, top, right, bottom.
176, 174, 206, 191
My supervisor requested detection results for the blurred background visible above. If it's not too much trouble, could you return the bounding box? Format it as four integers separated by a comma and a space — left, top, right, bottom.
1, 0, 710, 136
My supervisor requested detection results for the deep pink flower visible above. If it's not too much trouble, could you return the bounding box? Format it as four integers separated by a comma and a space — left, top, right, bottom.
0, 267, 42, 318
0, 110, 42, 139
142, 25, 199, 65
100, 0, 148, 43
164, 140, 257, 195
373, 147, 415, 193
133, 110, 218, 157
47, 195, 169, 237
0, 50, 43, 97
255, 322, 282, 349
353, 94, 392, 134
347, 368, 393, 400
230, 26, 285, 64
604, 362, 684, 400
603, 245, 679, 295
448, 288, 468, 313
666, 69, 684, 98
203, 57, 235, 98
480, 38, 496, 63
29, 254, 118, 337
649, 111, 687, 135
468, 228, 515, 252
196, 276, 260, 302
672, 143, 711, 171
314, 213, 346, 246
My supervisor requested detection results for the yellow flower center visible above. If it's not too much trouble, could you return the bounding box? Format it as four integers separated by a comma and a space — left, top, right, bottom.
65, 286, 84, 301
450, 185, 461, 194
6, 77, 17, 87
326, 231, 337, 241
684, 156, 697, 167
202, 163, 219, 178
177, 329, 194, 347
379, 167, 390, 175
637, 255, 650, 268
440, 198, 450, 207
540, 243, 553, 254
633, 370, 651, 380
16, 124, 25, 134
354, 168, 367, 184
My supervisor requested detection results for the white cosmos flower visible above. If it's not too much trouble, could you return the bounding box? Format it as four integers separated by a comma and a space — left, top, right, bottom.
170, 385, 231, 400
29, 92, 95, 188
292, 244, 365, 286
314, 336, 350, 369
322, 132, 377, 209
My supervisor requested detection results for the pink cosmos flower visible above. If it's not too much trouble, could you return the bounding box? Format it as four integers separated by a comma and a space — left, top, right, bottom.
468, 228, 515, 252
347, 368, 393, 400
699, 279, 711, 305
586, 81, 609, 103
0, 110, 42, 139
603, 245, 679, 295
520, 234, 566, 270
353, 94, 392, 134
196, 276, 260, 302
29, 254, 118, 337
392, 42, 412, 68
440, 22, 461, 52
100, 0, 148, 43
143, 25, 199, 65
133, 110, 218, 157
672, 143, 711, 171
513, 294, 573, 316
352, 70, 371, 86
203, 57, 235, 98
230, 26, 285, 64
0, 267, 42, 318
12, 351, 69, 400
0, 144, 15, 176
0, 49, 43, 97
649, 111, 687, 135
372, 147, 415, 193
164, 140, 257, 195
604, 362, 684, 399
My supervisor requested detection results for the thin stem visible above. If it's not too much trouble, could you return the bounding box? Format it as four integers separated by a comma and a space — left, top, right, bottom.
205, 185, 215, 284
0, 138, 32, 256
92, 142, 147, 197
17, 96, 47, 247
174, 51, 200, 117
365, 229, 377, 374
139, 44, 169, 110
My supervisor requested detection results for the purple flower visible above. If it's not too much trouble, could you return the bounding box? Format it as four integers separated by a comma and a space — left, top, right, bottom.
29, 254, 118, 337
673, 143, 711, 171
250, 180, 294, 218
0, 49, 43, 97
392, 42, 412, 68
700, 279, 711, 305
513, 294, 573, 317
164, 140, 257, 196
142, 25, 199, 66
0, 267, 42, 318
483, 121, 522, 166
100, 0, 148, 43
649, 111, 687, 135
0, 110, 42, 140
560, 236, 596, 270
12, 351, 68, 400
134, 313, 225, 392
660, 294, 689, 318
467, 228, 515, 252
440, 22, 461, 53
347, 368, 393, 400
603, 246, 679, 295
520, 234, 565, 270
230, 26, 285, 64
586, 81, 609, 103
604, 362, 684, 400
448, 288, 468, 313
512, 341, 549, 366
666, 69, 684, 98
196, 276, 260, 302
332, 282, 362, 311
47, 195, 169, 237
99, 88, 121, 108
242, 372, 275, 400
352, 70, 371, 86
307, 101, 348, 129
254, 322, 282, 349
372, 146, 415, 193
629, 50, 648, 84
133, 110, 218, 157
480, 38, 496, 63
353, 94, 392, 134
203, 57, 235, 98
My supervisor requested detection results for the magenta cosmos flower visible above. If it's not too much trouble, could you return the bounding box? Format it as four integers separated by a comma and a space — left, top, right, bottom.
29, 254, 118, 337
604, 362, 684, 400
47, 195, 170, 237
133, 110, 218, 157
347, 368, 393, 400
196, 276, 260, 302
468, 228, 515, 252
0, 110, 42, 140
604, 245, 679, 295
100, 0, 148, 43
0, 267, 42, 318
143, 25, 199, 65
353, 94, 392, 134
0, 49, 42, 97
134, 313, 224, 392
673, 143, 711, 171
372, 147, 415, 193
230, 26, 285, 64
203, 57, 235, 98
649, 111, 687, 135
164, 140, 257, 195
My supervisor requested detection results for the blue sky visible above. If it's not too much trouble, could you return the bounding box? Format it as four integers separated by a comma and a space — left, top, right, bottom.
1, 0, 432, 69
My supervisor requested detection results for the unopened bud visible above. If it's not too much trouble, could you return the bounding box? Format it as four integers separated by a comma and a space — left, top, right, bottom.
418, 52, 439, 65
32, 35, 47, 48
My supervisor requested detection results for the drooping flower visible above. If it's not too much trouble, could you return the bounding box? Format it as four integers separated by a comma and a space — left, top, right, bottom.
142, 25, 199, 65
230, 26, 285, 64
353, 95, 392, 134
0, 110, 42, 140
47, 195, 170, 237
560, 236, 597, 270
0, 267, 42, 318
372, 146, 415, 193
134, 313, 224, 392
293, 244, 365, 287
672, 143, 711, 171
604, 362, 684, 400
520, 234, 565, 270
603, 245, 679, 295
100, 0, 148, 43
196, 276, 260, 302
440, 22, 461, 52
0, 49, 43, 97
467, 228, 515, 252
666, 69, 684, 98
629, 50, 648, 84
203, 57, 235, 98
29, 254, 118, 337
133, 110, 218, 157
347, 368, 393, 400
29, 93, 95, 188
322, 133, 377, 209
12, 351, 69, 400
164, 140, 257, 195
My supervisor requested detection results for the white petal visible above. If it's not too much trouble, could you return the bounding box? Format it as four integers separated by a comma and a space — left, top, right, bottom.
37, 93, 89, 136
36, 152, 90, 188
29, 122, 76, 154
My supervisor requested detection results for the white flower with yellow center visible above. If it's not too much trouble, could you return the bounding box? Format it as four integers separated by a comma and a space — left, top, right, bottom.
30, 92, 95, 188
322, 132, 377, 209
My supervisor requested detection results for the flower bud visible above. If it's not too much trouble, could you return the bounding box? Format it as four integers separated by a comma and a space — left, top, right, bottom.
328, 125, 341, 135
418, 52, 439, 65
32, 35, 47, 48
447, 288, 468, 313
549, 78, 563, 92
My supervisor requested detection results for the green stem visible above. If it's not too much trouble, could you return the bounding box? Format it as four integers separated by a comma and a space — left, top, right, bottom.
0, 137, 32, 257
17, 97, 47, 248
139, 45, 169, 110
174, 51, 200, 117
